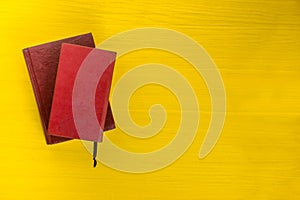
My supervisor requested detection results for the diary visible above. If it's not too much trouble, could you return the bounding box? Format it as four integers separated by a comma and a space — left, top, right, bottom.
48, 43, 116, 142
23, 33, 115, 144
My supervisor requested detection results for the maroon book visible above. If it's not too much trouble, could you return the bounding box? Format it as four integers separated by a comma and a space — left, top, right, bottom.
23, 33, 115, 144
48, 43, 116, 142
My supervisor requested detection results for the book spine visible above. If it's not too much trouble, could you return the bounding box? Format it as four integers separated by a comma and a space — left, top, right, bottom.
22, 49, 53, 144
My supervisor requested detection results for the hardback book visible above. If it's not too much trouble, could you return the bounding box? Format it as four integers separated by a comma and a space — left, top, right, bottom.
48, 43, 116, 142
23, 33, 115, 144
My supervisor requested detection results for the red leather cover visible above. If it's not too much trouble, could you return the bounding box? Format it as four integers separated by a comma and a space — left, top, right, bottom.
48, 43, 116, 142
23, 33, 115, 144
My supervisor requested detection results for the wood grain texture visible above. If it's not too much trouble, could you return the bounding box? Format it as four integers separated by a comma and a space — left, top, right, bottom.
0, 0, 299, 199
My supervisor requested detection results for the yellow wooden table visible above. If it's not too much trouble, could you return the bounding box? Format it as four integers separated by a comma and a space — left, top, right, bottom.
0, 0, 299, 199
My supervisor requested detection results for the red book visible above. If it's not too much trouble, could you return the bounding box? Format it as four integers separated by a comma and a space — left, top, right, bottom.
23, 33, 115, 144
48, 43, 116, 142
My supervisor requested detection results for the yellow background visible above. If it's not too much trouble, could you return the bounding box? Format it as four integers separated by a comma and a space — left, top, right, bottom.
0, 0, 299, 199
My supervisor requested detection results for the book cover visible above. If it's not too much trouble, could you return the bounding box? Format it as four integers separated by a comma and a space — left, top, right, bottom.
48, 43, 116, 142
